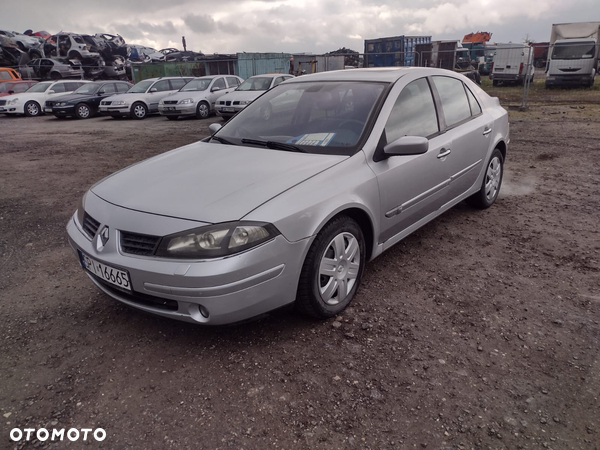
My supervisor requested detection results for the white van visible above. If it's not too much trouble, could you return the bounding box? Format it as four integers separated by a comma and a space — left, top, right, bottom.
491, 44, 534, 86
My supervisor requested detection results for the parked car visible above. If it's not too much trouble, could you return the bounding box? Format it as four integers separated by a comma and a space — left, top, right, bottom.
67, 67, 509, 325
0, 79, 38, 97
0, 67, 21, 81
216, 73, 293, 120
158, 75, 243, 120
99, 77, 193, 119
0, 79, 90, 116
45, 80, 132, 119
20, 58, 84, 80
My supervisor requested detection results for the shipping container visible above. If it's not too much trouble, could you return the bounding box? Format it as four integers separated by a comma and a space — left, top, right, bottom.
364, 35, 431, 67
235, 53, 291, 79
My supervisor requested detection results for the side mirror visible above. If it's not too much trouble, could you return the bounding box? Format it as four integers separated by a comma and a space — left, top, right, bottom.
150, 87, 157, 93
209, 123, 222, 134
383, 136, 429, 157
8, 90, 14, 94
48, 89, 55, 94
211, 86, 220, 92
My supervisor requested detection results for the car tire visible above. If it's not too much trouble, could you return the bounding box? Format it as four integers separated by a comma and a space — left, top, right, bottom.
50, 72, 62, 80
166, 116, 179, 120
296, 215, 366, 319
466, 148, 504, 209
130, 102, 147, 120
75, 103, 92, 119
492, 79, 499, 87
196, 102, 209, 119
24, 101, 41, 117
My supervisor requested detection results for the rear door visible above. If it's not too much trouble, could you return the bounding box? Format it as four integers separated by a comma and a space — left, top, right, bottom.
430, 76, 492, 200
369, 77, 453, 245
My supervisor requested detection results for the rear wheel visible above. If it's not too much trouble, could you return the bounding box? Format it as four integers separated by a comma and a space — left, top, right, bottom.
75, 103, 92, 119
196, 102, 209, 119
466, 148, 504, 209
24, 101, 41, 117
492, 79, 499, 87
296, 216, 365, 319
130, 102, 147, 120
50, 72, 62, 80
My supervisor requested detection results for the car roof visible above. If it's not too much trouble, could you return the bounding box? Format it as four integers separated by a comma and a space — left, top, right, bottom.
285, 67, 462, 84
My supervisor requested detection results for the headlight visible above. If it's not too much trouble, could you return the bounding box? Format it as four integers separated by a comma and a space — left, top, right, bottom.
55, 102, 68, 106
113, 100, 128, 106
76, 191, 87, 226
7, 98, 19, 105
178, 98, 194, 104
239, 100, 252, 105
155, 221, 279, 259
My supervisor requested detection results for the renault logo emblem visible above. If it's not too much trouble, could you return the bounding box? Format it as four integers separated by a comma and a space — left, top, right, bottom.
96, 226, 110, 251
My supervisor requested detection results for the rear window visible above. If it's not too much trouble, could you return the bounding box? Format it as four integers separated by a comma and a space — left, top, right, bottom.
169, 79, 187, 90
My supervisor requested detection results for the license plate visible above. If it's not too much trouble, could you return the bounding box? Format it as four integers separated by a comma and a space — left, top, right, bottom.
78, 250, 131, 291
45, 107, 53, 112
221, 107, 235, 112
164, 107, 177, 111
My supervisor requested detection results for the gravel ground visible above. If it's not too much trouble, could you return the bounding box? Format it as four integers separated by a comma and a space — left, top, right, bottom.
1, 106, 599, 450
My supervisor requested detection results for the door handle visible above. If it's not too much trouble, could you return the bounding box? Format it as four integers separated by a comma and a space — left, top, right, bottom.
437, 148, 451, 159
483, 127, 492, 136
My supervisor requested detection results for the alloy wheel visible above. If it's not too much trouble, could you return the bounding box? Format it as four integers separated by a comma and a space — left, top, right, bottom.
198, 103, 209, 118
78, 105, 90, 118
318, 232, 360, 305
485, 156, 502, 201
27, 102, 39, 116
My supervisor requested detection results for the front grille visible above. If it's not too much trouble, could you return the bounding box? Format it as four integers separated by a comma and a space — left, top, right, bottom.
94, 276, 179, 311
218, 101, 224, 105
163, 100, 178, 105
225, 101, 231, 106
82, 213, 100, 239
0, 100, 6, 106
101, 101, 112, 105
233, 101, 240, 105
120, 231, 161, 256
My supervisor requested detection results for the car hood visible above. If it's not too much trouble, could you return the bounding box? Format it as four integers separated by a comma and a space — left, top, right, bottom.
220, 90, 264, 103
91, 141, 347, 223
50, 93, 96, 103
164, 91, 209, 101
3, 92, 46, 102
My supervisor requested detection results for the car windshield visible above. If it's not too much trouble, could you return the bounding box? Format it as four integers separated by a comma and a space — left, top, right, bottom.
236, 77, 272, 91
26, 82, 51, 93
128, 80, 154, 93
181, 78, 211, 91
215, 81, 387, 156
73, 83, 100, 94
552, 42, 596, 60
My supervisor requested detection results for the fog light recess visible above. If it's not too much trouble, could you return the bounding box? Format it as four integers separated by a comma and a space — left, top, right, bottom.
199, 305, 210, 319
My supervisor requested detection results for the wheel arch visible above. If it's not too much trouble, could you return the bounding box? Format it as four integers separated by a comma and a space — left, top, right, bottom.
494, 139, 507, 161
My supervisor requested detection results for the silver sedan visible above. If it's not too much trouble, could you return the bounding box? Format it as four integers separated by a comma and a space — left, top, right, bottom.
67, 67, 509, 325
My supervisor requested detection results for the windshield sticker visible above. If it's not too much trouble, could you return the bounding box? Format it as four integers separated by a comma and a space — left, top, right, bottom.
289, 133, 336, 146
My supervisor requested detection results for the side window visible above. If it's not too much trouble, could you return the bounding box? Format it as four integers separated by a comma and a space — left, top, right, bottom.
169, 79, 187, 90
152, 80, 171, 92
226, 77, 240, 87
116, 83, 129, 93
384, 77, 439, 143
0, 72, 10, 80
100, 83, 117, 94
13, 83, 29, 93
431, 76, 472, 127
65, 82, 81, 91
212, 77, 226, 90
273, 77, 285, 86
465, 87, 482, 116
52, 83, 67, 93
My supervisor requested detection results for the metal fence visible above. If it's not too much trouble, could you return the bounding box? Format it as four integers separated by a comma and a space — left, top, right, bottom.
4, 45, 599, 108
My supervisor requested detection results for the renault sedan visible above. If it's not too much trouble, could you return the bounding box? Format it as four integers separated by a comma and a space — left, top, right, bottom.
67, 68, 508, 325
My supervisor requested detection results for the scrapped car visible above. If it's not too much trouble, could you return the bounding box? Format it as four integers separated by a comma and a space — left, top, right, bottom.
216, 73, 293, 120
99, 77, 193, 119
0, 79, 90, 116
0, 67, 21, 81
20, 58, 84, 80
0, 79, 38, 97
127, 45, 165, 62
45, 80, 132, 119
0, 30, 43, 54
51, 32, 100, 60
67, 67, 509, 325
159, 48, 204, 62
158, 75, 243, 120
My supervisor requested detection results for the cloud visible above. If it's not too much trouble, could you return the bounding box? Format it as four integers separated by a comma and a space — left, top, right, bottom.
183, 13, 217, 33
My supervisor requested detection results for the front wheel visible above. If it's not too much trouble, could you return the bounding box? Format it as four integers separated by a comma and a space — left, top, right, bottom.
24, 101, 41, 117
466, 148, 504, 209
75, 103, 92, 119
130, 102, 147, 120
196, 102, 209, 119
296, 216, 366, 319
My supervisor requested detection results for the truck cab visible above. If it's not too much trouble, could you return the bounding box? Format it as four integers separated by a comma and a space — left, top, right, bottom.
545, 39, 597, 87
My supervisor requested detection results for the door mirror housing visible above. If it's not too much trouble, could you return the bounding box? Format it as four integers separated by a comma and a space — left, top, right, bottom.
383, 136, 429, 157
8, 90, 14, 94
149, 87, 157, 93
48, 89, 55, 94
211, 86, 220, 92
209, 123, 222, 134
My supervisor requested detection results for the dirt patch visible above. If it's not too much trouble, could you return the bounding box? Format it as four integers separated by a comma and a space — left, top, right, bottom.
1, 107, 600, 449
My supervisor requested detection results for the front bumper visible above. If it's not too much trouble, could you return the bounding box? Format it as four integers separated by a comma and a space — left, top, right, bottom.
545, 74, 593, 86
216, 105, 246, 117
0, 103, 24, 114
65, 198, 309, 325
48, 105, 75, 115
159, 103, 197, 116
491, 73, 523, 82
99, 105, 130, 116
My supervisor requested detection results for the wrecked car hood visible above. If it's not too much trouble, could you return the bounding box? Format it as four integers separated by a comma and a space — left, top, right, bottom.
91, 141, 346, 223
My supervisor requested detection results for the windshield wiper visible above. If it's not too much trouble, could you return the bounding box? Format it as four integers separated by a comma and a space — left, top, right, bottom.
210, 135, 236, 146
241, 138, 306, 153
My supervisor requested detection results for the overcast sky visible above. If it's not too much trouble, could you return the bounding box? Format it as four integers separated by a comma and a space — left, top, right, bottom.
1, 0, 597, 54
